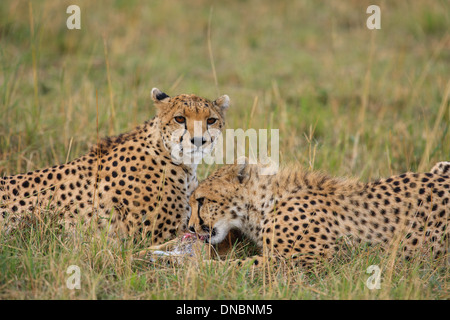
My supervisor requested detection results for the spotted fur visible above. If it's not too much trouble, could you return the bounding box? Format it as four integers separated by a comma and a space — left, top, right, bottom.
188, 160, 449, 267
0, 88, 230, 245
431, 161, 450, 176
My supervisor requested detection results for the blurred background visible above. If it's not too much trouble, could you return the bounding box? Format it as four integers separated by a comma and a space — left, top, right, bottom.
0, 0, 449, 180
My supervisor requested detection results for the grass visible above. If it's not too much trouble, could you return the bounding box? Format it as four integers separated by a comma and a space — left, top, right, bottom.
0, 0, 449, 299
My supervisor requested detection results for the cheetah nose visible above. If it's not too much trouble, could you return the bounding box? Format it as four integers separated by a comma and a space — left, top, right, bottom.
191, 136, 206, 148
188, 226, 196, 233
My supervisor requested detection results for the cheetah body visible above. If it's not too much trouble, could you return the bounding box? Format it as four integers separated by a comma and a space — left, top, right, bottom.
0, 88, 230, 245
188, 161, 449, 265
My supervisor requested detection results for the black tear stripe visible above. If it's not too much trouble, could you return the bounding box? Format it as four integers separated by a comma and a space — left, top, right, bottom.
179, 129, 187, 144
198, 199, 205, 226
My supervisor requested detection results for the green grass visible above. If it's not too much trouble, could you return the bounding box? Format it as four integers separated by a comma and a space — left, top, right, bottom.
0, 0, 449, 299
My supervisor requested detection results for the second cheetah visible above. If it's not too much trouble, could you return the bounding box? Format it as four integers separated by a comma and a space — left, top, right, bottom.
188, 160, 449, 266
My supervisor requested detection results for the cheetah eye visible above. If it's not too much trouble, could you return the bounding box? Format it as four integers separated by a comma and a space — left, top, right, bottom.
206, 118, 217, 125
174, 116, 186, 124
197, 197, 205, 206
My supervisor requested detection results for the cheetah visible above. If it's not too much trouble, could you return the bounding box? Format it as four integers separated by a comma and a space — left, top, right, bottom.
188, 159, 449, 266
0, 88, 230, 245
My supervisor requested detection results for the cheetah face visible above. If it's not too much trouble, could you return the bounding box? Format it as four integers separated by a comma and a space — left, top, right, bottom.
187, 161, 251, 244
152, 88, 230, 165
188, 195, 238, 244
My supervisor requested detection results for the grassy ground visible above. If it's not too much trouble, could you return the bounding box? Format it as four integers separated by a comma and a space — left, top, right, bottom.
0, 0, 449, 299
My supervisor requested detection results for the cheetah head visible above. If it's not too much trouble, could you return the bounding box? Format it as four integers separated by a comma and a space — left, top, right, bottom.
152, 88, 229, 165
187, 159, 252, 244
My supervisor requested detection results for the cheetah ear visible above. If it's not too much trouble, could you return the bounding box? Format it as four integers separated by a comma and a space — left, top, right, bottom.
151, 88, 171, 105
213, 94, 230, 112
232, 156, 250, 184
